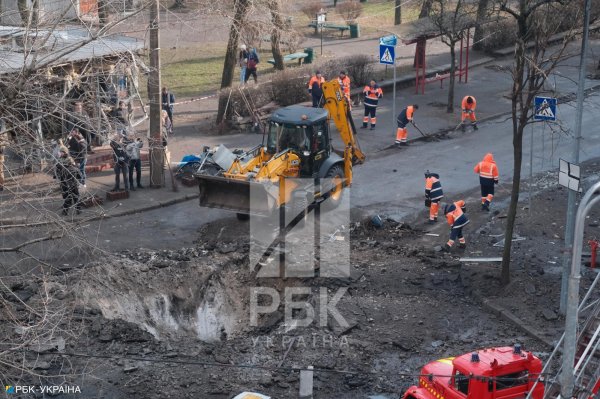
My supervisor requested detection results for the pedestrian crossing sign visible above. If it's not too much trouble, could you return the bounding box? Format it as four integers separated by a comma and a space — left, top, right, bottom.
379, 44, 395, 65
534, 96, 557, 121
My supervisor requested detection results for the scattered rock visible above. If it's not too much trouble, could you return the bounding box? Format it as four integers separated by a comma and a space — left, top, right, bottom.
214, 354, 229, 364
542, 309, 558, 321
431, 340, 444, 348
123, 365, 138, 373
525, 284, 536, 295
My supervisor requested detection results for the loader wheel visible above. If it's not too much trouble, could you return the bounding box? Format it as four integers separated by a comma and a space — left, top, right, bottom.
236, 213, 250, 221
324, 165, 345, 209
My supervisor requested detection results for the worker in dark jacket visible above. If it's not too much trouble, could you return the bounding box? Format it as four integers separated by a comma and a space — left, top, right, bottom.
474, 153, 499, 211
460, 95, 478, 132
444, 200, 469, 250
55, 146, 81, 216
396, 104, 418, 146
425, 171, 444, 223
308, 71, 325, 108
362, 80, 383, 130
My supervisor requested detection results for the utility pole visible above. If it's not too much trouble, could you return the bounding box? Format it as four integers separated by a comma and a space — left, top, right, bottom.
148, 0, 164, 188
560, 0, 590, 314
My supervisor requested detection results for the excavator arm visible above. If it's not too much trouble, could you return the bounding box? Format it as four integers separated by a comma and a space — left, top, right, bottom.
321, 79, 366, 166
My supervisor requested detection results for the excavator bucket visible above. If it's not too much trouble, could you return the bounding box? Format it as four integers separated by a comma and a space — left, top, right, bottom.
196, 175, 278, 216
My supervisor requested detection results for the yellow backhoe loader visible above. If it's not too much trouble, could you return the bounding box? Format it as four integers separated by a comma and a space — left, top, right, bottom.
195, 79, 365, 219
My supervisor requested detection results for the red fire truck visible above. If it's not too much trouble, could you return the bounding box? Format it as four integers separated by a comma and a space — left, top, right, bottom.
402, 345, 544, 399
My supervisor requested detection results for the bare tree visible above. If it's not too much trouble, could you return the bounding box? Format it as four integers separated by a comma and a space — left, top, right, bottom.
394, 0, 401, 25
429, 0, 476, 113
0, 0, 153, 385
419, 0, 433, 18
472, 0, 490, 50
497, 0, 576, 284
269, 0, 285, 71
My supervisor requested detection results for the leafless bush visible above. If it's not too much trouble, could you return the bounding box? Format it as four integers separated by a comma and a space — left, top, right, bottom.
271, 69, 311, 106
476, 18, 517, 52
344, 55, 374, 87
301, 0, 324, 21
336, 0, 363, 24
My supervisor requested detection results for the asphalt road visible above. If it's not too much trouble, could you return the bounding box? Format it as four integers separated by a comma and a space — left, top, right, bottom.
76, 93, 600, 254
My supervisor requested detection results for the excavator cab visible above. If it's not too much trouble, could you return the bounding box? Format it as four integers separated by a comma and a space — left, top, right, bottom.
266, 106, 330, 178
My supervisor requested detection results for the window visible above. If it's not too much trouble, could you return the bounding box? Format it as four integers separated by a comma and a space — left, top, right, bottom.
489, 371, 529, 391
267, 123, 309, 153
454, 371, 470, 395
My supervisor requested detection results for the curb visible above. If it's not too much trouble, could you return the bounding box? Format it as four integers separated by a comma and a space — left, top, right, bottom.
0, 193, 199, 228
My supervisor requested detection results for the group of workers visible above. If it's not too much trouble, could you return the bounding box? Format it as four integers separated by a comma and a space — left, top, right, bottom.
306, 71, 478, 145
305, 71, 497, 250
425, 152, 499, 251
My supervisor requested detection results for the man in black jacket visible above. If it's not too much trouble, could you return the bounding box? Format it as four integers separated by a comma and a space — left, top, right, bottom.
110, 137, 130, 191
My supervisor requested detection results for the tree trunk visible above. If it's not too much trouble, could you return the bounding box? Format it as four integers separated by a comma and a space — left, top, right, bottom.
501, 129, 523, 285
500, 35, 526, 285
446, 42, 456, 113
98, 0, 109, 27
419, 0, 433, 18
473, 0, 490, 50
269, 0, 285, 71
216, 0, 250, 124
30, 0, 38, 26
394, 0, 401, 25
18, 0, 30, 27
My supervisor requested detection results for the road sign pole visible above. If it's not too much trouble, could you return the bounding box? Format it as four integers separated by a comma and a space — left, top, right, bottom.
529, 123, 533, 215
392, 55, 396, 129
560, 0, 590, 317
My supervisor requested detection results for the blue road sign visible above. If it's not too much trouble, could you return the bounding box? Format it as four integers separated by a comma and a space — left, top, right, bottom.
379, 44, 395, 65
534, 96, 557, 121
380, 35, 397, 47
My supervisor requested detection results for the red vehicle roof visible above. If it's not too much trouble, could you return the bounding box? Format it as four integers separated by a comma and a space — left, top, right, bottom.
452, 346, 538, 376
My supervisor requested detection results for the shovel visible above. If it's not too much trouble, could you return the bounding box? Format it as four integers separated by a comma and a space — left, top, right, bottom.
412, 122, 429, 138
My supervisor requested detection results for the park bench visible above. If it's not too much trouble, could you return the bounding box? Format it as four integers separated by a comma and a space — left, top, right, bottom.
267, 52, 309, 66
307, 22, 350, 37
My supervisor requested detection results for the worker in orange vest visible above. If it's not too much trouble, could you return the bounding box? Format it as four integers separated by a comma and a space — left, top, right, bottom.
308, 71, 325, 108
460, 95, 478, 132
362, 80, 383, 130
474, 153, 499, 211
425, 171, 444, 223
338, 71, 351, 109
395, 104, 418, 146
444, 200, 469, 250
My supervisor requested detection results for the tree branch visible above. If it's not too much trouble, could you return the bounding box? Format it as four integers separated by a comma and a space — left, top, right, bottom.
0, 233, 63, 252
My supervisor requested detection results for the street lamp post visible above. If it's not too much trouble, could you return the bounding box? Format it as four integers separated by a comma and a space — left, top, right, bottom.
317, 9, 326, 55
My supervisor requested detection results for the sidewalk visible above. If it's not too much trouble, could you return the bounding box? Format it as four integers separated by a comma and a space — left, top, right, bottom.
0, 163, 198, 226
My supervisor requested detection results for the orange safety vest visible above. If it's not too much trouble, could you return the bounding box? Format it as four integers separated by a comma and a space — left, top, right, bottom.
461, 96, 476, 111
363, 85, 382, 107
446, 200, 467, 226
474, 153, 499, 181
308, 76, 325, 90
338, 76, 351, 95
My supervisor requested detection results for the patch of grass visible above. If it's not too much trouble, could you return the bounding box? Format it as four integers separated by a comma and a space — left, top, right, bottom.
159, 45, 226, 97
359, 0, 420, 29
141, 46, 277, 98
